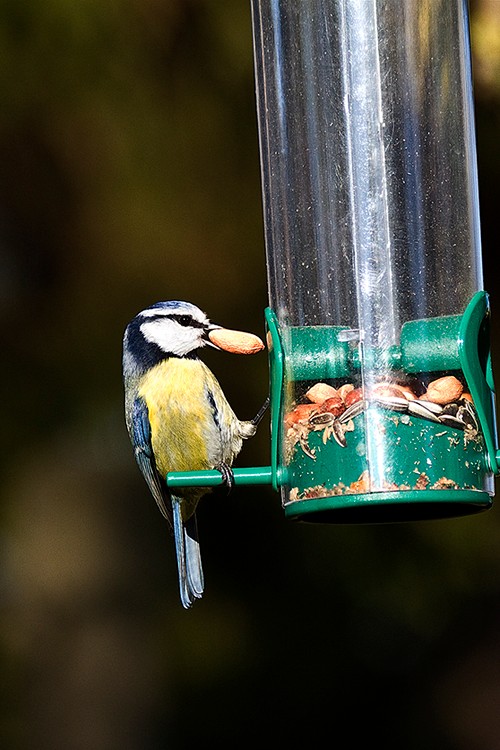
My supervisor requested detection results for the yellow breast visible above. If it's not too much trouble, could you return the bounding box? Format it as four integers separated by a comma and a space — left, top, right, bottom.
138, 358, 217, 479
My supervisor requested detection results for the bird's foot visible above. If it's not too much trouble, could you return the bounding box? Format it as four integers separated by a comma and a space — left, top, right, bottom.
215, 462, 235, 494
251, 395, 270, 427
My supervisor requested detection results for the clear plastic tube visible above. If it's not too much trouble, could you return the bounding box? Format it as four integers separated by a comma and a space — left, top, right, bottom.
251, 0, 482, 332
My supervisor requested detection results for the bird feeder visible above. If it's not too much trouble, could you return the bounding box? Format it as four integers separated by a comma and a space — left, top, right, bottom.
167, 0, 499, 524
253, 0, 498, 522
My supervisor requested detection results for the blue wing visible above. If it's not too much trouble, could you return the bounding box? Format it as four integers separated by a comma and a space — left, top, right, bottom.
131, 397, 204, 607
131, 397, 172, 524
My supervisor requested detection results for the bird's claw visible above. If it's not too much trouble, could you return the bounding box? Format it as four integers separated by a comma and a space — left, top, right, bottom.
216, 462, 235, 494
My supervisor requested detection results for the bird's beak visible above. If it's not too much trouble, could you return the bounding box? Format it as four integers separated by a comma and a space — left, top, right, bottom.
205, 323, 223, 350
207, 326, 265, 355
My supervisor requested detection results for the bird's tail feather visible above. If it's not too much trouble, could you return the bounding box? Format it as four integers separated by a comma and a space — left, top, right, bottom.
172, 496, 204, 609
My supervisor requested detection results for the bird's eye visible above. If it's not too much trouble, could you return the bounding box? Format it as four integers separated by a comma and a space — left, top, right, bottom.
177, 315, 192, 327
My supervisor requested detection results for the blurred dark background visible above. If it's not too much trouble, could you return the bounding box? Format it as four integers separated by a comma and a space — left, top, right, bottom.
1, 1, 500, 748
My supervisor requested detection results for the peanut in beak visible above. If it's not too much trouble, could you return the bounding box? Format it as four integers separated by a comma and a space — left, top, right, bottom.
208, 327, 265, 355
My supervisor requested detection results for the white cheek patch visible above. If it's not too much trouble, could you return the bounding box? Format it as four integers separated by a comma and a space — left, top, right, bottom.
141, 319, 180, 350
140, 319, 202, 356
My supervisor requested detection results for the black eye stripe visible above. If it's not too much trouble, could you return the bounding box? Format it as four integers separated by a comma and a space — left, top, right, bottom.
140, 312, 205, 329
171, 314, 205, 328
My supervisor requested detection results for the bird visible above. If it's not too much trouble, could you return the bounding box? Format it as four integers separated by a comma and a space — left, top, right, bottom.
122, 300, 267, 608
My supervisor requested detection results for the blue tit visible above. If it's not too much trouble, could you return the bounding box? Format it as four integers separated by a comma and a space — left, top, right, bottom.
122, 300, 267, 609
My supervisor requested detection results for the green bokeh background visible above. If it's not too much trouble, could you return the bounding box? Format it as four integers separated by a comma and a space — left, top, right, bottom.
2, 1, 500, 748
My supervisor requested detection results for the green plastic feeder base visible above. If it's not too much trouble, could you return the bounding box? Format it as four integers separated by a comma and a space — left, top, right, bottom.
284, 489, 493, 524
265, 292, 498, 524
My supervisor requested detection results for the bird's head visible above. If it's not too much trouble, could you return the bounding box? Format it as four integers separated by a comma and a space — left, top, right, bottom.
123, 300, 222, 372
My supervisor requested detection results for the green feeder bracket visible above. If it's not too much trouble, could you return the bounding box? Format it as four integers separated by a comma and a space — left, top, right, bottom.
264, 306, 286, 490
166, 466, 273, 490
459, 291, 499, 474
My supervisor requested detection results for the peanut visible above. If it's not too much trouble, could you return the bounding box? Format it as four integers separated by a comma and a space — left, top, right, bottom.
284, 403, 318, 427
396, 384, 417, 400
371, 383, 408, 400
318, 395, 345, 416
420, 375, 463, 405
305, 382, 339, 403
208, 327, 265, 355
338, 383, 355, 401
344, 387, 364, 407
